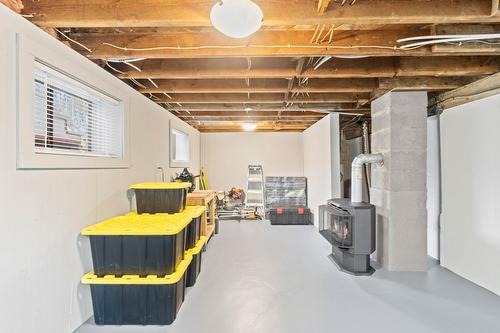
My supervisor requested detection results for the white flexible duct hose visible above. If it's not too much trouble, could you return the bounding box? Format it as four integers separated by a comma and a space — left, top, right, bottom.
351, 153, 383, 203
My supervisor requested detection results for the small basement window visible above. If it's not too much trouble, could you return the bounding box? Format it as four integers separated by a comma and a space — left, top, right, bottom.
170, 124, 190, 168
33, 62, 123, 158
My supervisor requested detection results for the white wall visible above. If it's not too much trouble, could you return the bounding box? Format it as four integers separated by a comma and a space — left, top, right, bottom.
440, 94, 500, 296
0, 7, 200, 333
201, 132, 304, 190
303, 114, 341, 226
427, 116, 440, 259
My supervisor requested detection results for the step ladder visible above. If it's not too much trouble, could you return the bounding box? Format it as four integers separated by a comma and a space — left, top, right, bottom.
244, 165, 265, 210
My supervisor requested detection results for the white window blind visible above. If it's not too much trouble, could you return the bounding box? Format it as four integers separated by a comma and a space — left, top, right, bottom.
33, 62, 123, 158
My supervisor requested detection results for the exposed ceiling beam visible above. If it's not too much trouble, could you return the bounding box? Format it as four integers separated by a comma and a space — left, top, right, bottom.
164, 102, 369, 112
175, 111, 324, 117
23, 0, 496, 28
72, 25, 500, 59
431, 24, 500, 53
378, 77, 482, 91
140, 78, 378, 94
432, 72, 500, 110
117, 56, 500, 79
155, 92, 370, 104
140, 76, 472, 94
181, 116, 323, 122
70, 28, 448, 58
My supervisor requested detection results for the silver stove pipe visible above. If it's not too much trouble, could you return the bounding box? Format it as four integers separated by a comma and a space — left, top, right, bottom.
351, 153, 383, 203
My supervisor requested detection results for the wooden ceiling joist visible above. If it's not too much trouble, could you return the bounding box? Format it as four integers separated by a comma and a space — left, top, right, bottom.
69, 26, 500, 58
155, 92, 370, 104
165, 103, 369, 112
23, 0, 496, 28
378, 77, 482, 91
139, 78, 378, 94
118, 56, 499, 79
175, 111, 324, 117
139, 77, 475, 95
182, 117, 323, 122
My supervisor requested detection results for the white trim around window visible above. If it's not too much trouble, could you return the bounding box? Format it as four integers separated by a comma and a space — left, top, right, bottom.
16, 33, 130, 169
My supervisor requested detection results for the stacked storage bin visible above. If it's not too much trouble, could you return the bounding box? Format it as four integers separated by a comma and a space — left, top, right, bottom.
81, 182, 207, 326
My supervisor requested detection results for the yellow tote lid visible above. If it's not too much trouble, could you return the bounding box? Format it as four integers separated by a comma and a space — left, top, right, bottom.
125, 206, 205, 219
186, 236, 207, 255
130, 182, 191, 190
183, 205, 206, 218
81, 254, 193, 285
81, 213, 192, 236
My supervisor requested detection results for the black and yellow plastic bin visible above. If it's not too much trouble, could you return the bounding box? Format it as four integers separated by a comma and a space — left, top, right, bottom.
185, 236, 207, 287
82, 254, 193, 325
130, 182, 191, 214
183, 206, 205, 249
82, 213, 192, 277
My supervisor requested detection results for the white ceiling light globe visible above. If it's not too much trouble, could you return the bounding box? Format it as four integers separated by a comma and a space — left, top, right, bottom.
210, 0, 264, 38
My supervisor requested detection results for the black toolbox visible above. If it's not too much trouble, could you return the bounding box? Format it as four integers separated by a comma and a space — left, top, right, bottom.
82, 254, 192, 325
185, 236, 206, 287
82, 213, 192, 277
131, 182, 191, 214
269, 207, 312, 225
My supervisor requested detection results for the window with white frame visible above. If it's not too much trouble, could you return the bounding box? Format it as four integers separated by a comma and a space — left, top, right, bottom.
170, 124, 190, 168
33, 62, 123, 158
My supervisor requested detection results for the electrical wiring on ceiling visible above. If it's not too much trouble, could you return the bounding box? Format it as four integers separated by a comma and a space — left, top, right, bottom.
397, 33, 500, 49
102, 42, 399, 52
55, 28, 93, 53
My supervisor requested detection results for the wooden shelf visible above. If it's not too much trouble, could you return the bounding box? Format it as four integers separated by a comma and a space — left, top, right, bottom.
187, 190, 217, 239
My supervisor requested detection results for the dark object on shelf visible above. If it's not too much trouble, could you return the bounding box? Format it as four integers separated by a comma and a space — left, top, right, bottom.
175, 168, 199, 193
82, 213, 191, 277
82, 254, 192, 326
131, 182, 191, 214
269, 207, 311, 225
184, 206, 205, 250
186, 236, 206, 287
321, 199, 376, 276
265, 176, 307, 209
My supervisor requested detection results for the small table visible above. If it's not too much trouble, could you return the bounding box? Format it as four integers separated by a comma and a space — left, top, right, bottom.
187, 190, 217, 239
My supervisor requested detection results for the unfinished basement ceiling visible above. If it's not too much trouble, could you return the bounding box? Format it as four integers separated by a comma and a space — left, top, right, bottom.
22, 0, 500, 132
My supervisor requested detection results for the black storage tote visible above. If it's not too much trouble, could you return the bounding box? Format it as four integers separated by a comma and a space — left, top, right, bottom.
82, 254, 193, 325
131, 182, 191, 214
184, 206, 205, 249
82, 213, 192, 277
185, 236, 206, 287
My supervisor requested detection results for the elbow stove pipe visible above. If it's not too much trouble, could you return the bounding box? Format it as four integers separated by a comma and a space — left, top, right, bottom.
351, 153, 384, 203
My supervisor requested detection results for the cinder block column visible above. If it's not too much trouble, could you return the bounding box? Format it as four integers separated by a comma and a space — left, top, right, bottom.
370, 92, 428, 271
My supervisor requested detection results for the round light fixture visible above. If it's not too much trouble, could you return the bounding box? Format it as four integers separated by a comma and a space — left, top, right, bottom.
244, 106, 253, 112
242, 122, 257, 131
210, 0, 264, 38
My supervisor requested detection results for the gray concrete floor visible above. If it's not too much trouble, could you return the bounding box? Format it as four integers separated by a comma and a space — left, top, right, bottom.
76, 220, 500, 333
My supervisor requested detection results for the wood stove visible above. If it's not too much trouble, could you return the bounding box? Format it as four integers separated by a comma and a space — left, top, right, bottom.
319, 198, 376, 275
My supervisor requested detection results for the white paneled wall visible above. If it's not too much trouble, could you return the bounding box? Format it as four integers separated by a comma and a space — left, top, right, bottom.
440, 94, 500, 296
0, 7, 200, 333
303, 114, 341, 226
201, 132, 304, 190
